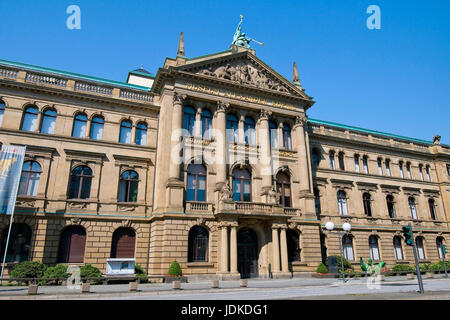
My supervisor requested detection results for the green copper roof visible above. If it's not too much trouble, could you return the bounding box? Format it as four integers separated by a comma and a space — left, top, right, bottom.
308, 118, 434, 145
0, 58, 151, 92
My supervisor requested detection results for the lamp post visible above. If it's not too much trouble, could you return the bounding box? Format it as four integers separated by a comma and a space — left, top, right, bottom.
325, 221, 352, 282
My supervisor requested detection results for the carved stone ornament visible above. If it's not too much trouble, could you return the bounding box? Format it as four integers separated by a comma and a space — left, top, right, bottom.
118, 204, 137, 212
122, 219, 132, 227
196, 217, 205, 226
70, 218, 82, 225
196, 61, 290, 93
173, 92, 187, 105
16, 199, 36, 208
294, 114, 308, 128
216, 101, 230, 113
268, 187, 281, 205
259, 109, 272, 120
68, 201, 88, 209
433, 134, 441, 145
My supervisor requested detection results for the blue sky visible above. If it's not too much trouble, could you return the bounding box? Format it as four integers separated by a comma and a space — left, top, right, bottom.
1, 0, 449, 143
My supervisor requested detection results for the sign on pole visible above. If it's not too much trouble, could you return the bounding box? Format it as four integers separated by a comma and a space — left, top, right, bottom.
0, 145, 26, 279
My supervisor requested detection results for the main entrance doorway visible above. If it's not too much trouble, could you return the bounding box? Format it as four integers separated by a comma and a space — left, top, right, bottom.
237, 228, 258, 279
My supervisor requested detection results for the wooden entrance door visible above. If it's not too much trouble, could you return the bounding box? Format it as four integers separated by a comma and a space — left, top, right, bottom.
237, 228, 258, 279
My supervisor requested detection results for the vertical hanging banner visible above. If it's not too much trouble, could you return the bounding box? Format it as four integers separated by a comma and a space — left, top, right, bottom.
0, 145, 26, 215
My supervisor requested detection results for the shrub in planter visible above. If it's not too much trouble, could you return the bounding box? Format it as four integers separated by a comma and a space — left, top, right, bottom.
80, 264, 102, 284
11, 261, 47, 284
168, 260, 183, 277
316, 263, 328, 274
135, 264, 148, 284
392, 264, 414, 275
40, 264, 69, 285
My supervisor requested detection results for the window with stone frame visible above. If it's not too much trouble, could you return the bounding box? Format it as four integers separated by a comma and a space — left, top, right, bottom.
363, 192, 373, 217
188, 226, 209, 262
72, 113, 88, 138
386, 195, 396, 218
394, 236, 404, 260
416, 237, 426, 260
428, 198, 437, 221
21, 105, 39, 132
40, 108, 57, 134
337, 190, 348, 216
369, 235, 380, 261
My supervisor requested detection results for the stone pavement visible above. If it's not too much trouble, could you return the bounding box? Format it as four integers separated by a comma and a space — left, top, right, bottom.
0, 274, 449, 300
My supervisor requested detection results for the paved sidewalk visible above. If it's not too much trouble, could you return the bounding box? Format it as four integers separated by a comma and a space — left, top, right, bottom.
0, 274, 449, 300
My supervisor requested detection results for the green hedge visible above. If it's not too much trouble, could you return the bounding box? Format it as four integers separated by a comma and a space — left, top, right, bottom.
80, 264, 102, 284
168, 260, 183, 276
10, 261, 47, 284
40, 264, 69, 285
392, 264, 414, 272
316, 263, 328, 274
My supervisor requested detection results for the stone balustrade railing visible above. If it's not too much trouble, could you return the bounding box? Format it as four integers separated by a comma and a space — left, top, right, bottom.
0, 65, 154, 104
25, 73, 68, 87
185, 201, 214, 214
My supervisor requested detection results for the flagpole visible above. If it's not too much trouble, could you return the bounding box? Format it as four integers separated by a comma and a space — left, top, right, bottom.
0, 145, 26, 284
0, 214, 14, 283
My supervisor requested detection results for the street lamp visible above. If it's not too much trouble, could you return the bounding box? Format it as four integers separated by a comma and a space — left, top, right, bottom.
325, 221, 352, 282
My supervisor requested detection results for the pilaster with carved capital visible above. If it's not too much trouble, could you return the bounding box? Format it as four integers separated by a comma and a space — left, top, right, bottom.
294, 114, 308, 128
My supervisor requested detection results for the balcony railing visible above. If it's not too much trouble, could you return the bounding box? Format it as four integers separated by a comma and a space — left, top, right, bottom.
185, 201, 214, 214
0, 68, 18, 79
120, 89, 153, 102
75, 81, 113, 95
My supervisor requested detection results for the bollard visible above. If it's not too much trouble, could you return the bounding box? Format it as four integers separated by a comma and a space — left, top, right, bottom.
407, 273, 415, 280
129, 281, 139, 292
81, 282, 90, 293
172, 280, 181, 290
28, 284, 38, 295
211, 279, 219, 288
240, 279, 248, 287
426, 272, 434, 279
376, 275, 385, 282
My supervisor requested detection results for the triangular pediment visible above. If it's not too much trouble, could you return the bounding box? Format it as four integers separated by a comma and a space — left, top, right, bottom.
173, 50, 312, 101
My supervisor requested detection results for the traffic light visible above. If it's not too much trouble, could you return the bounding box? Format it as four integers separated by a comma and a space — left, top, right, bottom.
402, 225, 414, 246
443, 244, 447, 255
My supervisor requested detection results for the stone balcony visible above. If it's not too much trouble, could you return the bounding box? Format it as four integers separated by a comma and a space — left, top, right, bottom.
185, 201, 215, 214
215, 200, 301, 216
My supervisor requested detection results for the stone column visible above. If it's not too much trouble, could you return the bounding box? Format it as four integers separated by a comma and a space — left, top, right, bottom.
259, 109, 273, 201
219, 225, 229, 273
272, 227, 280, 273
280, 227, 289, 273
238, 114, 245, 144
215, 101, 229, 190
195, 106, 202, 138
230, 225, 238, 274
168, 92, 185, 181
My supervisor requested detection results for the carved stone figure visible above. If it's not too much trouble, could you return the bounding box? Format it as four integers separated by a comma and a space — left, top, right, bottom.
268, 187, 280, 204
433, 134, 441, 145
219, 181, 233, 200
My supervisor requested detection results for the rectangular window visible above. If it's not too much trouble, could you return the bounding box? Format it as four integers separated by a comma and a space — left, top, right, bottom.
354, 156, 360, 173
386, 161, 391, 176
377, 159, 383, 175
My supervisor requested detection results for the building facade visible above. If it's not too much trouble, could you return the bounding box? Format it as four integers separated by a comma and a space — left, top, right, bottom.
0, 38, 449, 279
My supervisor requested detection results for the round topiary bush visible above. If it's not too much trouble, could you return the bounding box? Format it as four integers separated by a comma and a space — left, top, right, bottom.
316, 263, 328, 274
11, 261, 47, 284
168, 260, 182, 277
40, 264, 69, 285
80, 264, 102, 284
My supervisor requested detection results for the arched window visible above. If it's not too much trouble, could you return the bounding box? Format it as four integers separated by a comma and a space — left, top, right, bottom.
416, 237, 425, 260
399, 161, 404, 178
201, 109, 212, 140
269, 120, 278, 149
314, 188, 321, 216
406, 162, 412, 179
338, 152, 345, 171
354, 154, 360, 172
110, 227, 136, 258
18, 161, 41, 196
0, 223, 32, 263
183, 106, 196, 136
377, 158, 383, 175
428, 199, 437, 220
287, 229, 301, 262
369, 236, 380, 260
337, 190, 348, 216
118, 170, 139, 202
135, 122, 147, 145
21, 106, 39, 131
419, 164, 424, 181
186, 164, 206, 202
342, 235, 354, 261
188, 226, 209, 262
119, 120, 132, 143
57, 225, 86, 263
311, 148, 320, 169
329, 151, 335, 169
72, 113, 87, 138
40, 108, 57, 134
244, 116, 256, 145
363, 193, 372, 217
282, 123, 292, 150
385, 159, 391, 177
0, 100, 5, 127
90, 116, 104, 140
437, 237, 445, 260
233, 168, 251, 202
226, 114, 239, 143
362, 156, 369, 174
425, 165, 431, 182
408, 197, 418, 220
68, 166, 93, 199
394, 236, 403, 260
276, 172, 291, 207
386, 195, 396, 218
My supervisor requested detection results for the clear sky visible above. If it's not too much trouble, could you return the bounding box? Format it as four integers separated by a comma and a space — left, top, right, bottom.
1, 0, 449, 143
